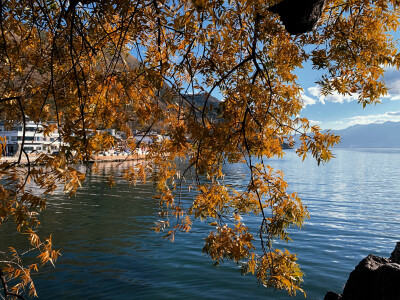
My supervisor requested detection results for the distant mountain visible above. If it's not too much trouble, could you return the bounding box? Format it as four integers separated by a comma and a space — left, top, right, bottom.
116, 55, 222, 119
182, 93, 220, 110
181, 93, 220, 119
333, 121, 400, 148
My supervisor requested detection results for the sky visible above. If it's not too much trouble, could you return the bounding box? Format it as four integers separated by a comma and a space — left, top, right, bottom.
132, 30, 400, 131
298, 64, 400, 130
297, 27, 400, 131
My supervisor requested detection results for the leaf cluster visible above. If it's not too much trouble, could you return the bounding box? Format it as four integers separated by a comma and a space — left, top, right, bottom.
1, 0, 399, 297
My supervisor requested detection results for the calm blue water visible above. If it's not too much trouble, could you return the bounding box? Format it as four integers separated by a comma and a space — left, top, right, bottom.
2, 148, 400, 299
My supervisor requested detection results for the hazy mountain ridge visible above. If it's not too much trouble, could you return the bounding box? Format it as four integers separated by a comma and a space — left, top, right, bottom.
333, 121, 400, 148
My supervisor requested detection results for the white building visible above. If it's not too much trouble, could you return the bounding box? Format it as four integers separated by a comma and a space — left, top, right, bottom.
0, 121, 61, 156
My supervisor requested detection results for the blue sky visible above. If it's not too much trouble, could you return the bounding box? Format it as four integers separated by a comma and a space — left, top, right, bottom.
133, 33, 400, 131
298, 31, 400, 131
298, 64, 400, 130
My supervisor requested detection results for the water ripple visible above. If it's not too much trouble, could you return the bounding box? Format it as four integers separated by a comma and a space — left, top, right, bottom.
1, 149, 400, 299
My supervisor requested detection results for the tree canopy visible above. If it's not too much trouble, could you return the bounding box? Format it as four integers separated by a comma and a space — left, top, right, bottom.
1, 0, 399, 297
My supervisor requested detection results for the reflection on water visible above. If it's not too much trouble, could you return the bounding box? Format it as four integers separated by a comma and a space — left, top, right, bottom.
1, 149, 400, 299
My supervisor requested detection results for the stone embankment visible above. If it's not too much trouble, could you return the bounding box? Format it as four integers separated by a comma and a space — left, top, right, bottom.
325, 242, 400, 300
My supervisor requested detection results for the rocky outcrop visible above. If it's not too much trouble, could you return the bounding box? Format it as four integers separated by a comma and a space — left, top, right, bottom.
324, 291, 342, 300
390, 242, 400, 264
325, 243, 400, 300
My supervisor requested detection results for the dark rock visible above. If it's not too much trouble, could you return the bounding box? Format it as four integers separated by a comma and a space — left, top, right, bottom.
341, 255, 399, 299
268, 0, 326, 35
325, 247, 400, 300
390, 242, 400, 264
324, 291, 342, 300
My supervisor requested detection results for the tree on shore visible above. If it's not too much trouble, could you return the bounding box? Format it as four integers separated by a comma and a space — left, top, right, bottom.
0, 0, 399, 297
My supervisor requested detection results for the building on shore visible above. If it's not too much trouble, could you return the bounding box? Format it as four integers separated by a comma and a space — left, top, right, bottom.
0, 121, 61, 156
1, 121, 165, 158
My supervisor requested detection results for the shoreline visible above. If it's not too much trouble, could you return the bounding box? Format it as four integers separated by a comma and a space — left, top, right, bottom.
0, 154, 148, 165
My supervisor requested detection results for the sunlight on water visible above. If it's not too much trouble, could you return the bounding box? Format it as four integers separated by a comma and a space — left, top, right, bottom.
1, 149, 400, 299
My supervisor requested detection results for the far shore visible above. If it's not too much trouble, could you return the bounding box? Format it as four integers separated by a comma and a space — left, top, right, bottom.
0, 153, 148, 165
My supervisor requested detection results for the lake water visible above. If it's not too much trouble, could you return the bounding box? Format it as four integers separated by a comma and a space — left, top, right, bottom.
2, 148, 400, 299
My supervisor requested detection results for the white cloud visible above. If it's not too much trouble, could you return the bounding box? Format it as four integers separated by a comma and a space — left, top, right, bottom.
299, 67, 400, 106
387, 111, 400, 116
308, 120, 322, 126
308, 86, 320, 97
301, 92, 316, 107
390, 95, 400, 101
307, 86, 358, 105
301, 85, 359, 107
383, 67, 400, 100
346, 110, 400, 127
388, 80, 400, 94
318, 111, 400, 130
